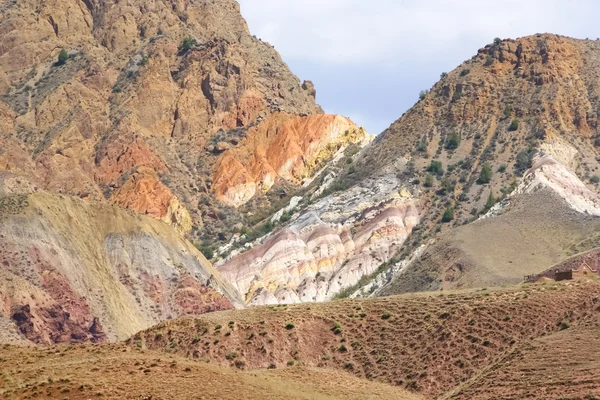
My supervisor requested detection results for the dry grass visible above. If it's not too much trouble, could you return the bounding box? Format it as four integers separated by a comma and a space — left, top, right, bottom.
132, 281, 600, 398
0, 344, 420, 400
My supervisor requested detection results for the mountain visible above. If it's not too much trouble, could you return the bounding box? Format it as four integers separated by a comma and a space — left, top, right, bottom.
0, 172, 241, 345
219, 34, 600, 303
0, 0, 368, 251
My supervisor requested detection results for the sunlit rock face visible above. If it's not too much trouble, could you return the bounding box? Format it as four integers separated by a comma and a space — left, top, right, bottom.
217, 174, 420, 305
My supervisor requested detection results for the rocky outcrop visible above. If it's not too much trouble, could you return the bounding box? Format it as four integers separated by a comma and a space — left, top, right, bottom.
217, 175, 419, 304
0, 174, 241, 345
0, 0, 342, 246
213, 113, 370, 207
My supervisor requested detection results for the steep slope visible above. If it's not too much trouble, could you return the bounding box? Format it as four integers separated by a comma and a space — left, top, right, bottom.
0, 173, 241, 345
221, 34, 600, 301
132, 280, 600, 398
0, 344, 422, 400
0, 0, 368, 250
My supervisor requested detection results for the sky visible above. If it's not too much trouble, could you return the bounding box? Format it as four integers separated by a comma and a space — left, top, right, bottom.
237, 0, 599, 134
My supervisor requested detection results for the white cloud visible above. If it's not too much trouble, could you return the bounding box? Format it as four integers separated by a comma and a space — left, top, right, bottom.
237, 0, 600, 133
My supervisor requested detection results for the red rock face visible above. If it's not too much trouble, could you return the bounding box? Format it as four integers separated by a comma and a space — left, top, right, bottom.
213, 113, 367, 207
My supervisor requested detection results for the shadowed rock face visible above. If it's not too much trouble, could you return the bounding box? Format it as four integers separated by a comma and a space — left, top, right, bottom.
0, 174, 241, 345
0, 0, 361, 245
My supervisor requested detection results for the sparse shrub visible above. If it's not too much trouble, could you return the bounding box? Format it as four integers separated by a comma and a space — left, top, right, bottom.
287, 360, 295, 366
498, 164, 507, 173
446, 131, 461, 150
428, 161, 444, 176
478, 162, 493, 184
485, 55, 494, 67
284, 322, 295, 330
494, 37, 502, 46
460, 68, 470, 77
417, 136, 428, 152
442, 206, 455, 223
559, 321, 570, 330
197, 244, 214, 260
424, 173, 435, 188
179, 36, 198, 53
225, 352, 238, 360
57, 49, 69, 65
503, 104, 513, 118
381, 312, 391, 320
591, 175, 600, 184
419, 90, 428, 100
331, 322, 342, 335
338, 344, 348, 353
508, 118, 520, 131
440, 72, 448, 80
515, 147, 535, 175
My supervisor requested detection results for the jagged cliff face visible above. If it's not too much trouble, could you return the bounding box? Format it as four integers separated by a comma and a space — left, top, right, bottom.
220, 34, 600, 303
0, 173, 241, 345
0, 0, 367, 249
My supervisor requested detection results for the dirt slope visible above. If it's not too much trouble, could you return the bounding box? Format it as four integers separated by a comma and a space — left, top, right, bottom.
0, 344, 421, 400
0, 173, 241, 345
132, 280, 600, 398
451, 317, 600, 399
380, 190, 600, 295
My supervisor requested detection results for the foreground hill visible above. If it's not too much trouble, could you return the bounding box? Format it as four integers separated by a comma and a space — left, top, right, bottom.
218, 34, 600, 303
0, 344, 421, 400
0, 173, 240, 345
132, 280, 600, 398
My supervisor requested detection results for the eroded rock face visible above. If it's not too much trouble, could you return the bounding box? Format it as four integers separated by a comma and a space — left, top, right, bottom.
213, 113, 369, 207
217, 175, 419, 304
0, 0, 339, 241
0, 174, 241, 345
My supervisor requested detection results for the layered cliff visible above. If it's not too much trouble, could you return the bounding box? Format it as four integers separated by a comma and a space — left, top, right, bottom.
0, 173, 241, 345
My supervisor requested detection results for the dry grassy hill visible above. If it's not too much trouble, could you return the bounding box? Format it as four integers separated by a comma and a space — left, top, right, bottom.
131, 280, 600, 398
0, 344, 421, 400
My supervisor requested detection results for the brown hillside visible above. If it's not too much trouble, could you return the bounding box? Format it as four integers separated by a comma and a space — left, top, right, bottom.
132, 281, 600, 398
0, 344, 421, 400
0, 0, 365, 252
350, 33, 600, 234
379, 190, 600, 295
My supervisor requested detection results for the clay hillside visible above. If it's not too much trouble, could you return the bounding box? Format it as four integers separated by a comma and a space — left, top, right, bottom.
0, 172, 241, 346
0, 0, 370, 254
3, 280, 597, 399
217, 34, 600, 304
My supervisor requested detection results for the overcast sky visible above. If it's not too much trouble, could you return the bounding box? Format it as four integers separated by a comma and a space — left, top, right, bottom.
238, 0, 598, 134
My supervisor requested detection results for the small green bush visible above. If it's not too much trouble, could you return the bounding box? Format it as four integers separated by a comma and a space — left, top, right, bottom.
445, 131, 461, 150
284, 323, 295, 330
57, 49, 69, 65
508, 119, 520, 131
225, 352, 238, 360
478, 162, 493, 184
381, 313, 391, 320
591, 175, 600, 184
179, 36, 198, 53
442, 206, 455, 223
460, 68, 470, 77
424, 173, 435, 188
428, 161, 444, 176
